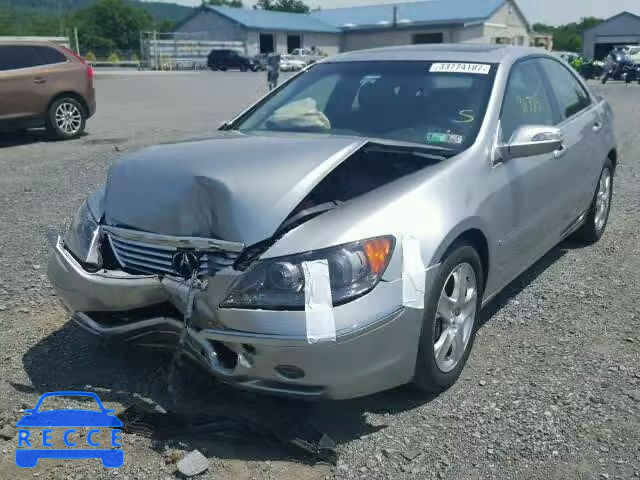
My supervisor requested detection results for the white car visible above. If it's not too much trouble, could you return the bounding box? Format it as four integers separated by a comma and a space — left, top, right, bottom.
280, 55, 306, 72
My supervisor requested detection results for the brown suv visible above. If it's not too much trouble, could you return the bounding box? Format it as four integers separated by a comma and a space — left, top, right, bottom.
0, 42, 95, 139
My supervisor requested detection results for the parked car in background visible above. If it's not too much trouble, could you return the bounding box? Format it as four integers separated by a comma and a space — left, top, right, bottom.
290, 47, 325, 65
625, 45, 640, 63
279, 54, 306, 72
0, 42, 95, 139
207, 49, 257, 72
252, 53, 268, 71
48, 45, 616, 400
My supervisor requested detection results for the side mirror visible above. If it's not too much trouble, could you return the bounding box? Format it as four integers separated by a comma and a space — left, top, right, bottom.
497, 125, 564, 160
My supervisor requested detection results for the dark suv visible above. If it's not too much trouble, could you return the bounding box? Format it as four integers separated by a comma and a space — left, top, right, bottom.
207, 49, 257, 72
0, 42, 96, 139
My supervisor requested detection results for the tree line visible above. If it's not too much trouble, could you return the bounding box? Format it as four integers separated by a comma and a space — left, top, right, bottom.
533, 17, 604, 53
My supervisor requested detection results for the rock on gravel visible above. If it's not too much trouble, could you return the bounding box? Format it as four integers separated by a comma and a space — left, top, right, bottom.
624, 390, 640, 402
176, 449, 209, 477
0, 424, 13, 440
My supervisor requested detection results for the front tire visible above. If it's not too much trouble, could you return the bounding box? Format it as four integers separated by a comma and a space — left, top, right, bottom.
413, 242, 483, 393
572, 159, 613, 244
46, 97, 86, 140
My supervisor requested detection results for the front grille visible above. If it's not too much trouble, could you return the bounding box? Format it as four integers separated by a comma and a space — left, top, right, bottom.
108, 234, 239, 277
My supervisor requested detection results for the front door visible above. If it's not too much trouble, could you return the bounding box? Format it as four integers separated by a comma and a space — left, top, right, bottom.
492, 58, 567, 283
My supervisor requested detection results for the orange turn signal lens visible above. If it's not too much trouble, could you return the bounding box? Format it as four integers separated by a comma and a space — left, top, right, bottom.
363, 237, 393, 274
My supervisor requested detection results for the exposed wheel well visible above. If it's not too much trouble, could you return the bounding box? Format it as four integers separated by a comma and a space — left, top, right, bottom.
449, 229, 489, 290
608, 149, 617, 172
48, 92, 89, 117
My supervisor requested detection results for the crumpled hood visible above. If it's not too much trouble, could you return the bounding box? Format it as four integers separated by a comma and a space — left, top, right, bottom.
103, 131, 365, 245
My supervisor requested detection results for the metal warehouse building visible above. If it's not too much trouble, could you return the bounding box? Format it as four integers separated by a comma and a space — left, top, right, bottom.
175, 0, 531, 56
583, 11, 640, 60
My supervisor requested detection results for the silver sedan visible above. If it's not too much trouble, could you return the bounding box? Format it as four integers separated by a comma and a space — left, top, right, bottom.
48, 44, 616, 399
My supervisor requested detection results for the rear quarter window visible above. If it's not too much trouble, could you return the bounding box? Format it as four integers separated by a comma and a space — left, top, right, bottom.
34, 46, 67, 65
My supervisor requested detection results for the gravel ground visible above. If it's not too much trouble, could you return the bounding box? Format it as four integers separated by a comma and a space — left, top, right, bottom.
0, 72, 638, 480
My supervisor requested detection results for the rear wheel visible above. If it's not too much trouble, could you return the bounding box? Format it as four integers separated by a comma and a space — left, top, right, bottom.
572, 159, 613, 244
46, 97, 86, 140
413, 242, 483, 393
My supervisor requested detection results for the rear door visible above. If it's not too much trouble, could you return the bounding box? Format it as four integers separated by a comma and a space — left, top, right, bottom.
0, 45, 50, 120
537, 58, 601, 222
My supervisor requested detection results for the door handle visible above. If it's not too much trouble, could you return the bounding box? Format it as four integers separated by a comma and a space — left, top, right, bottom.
592, 122, 603, 133
553, 144, 567, 159
33, 78, 47, 84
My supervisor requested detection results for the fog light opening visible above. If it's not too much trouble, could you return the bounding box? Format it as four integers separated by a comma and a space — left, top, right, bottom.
275, 365, 305, 379
242, 344, 256, 354
210, 341, 238, 370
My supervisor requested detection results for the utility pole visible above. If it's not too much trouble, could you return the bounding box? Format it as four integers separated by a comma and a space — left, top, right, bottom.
57, 0, 63, 37
74, 27, 80, 55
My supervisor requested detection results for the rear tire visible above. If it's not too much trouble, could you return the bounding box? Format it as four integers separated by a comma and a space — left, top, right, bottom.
413, 242, 483, 394
45, 97, 86, 140
571, 159, 613, 244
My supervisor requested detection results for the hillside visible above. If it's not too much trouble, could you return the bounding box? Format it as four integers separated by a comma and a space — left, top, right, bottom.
0, 0, 192, 22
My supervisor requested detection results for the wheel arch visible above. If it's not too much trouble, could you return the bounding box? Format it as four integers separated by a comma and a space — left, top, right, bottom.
48, 91, 89, 116
429, 221, 491, 291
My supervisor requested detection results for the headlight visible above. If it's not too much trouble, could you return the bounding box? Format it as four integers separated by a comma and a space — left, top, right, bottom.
64, 200, 101, 266
220, 236, 394, 310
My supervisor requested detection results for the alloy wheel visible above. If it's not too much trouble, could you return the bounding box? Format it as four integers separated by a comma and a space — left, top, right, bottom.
433, 262, 477, 373
595, 167, 612, 231
55, 102, 82, 136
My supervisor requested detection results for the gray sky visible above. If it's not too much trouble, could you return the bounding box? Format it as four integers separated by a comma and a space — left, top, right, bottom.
152, 0, 640, 26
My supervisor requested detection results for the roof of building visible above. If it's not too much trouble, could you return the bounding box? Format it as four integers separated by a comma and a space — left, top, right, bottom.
311, 0, 506, 29
582, 11, 640, 35
190, 1, 528, 35
204, 5, 340, 33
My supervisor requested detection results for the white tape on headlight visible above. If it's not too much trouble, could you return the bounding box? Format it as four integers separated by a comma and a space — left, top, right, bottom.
302, 259, 336, 344
402, 235, 426, 309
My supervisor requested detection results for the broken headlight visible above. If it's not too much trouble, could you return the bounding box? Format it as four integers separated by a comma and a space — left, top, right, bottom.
64, 200, 101, 266
220, 236, 394, 310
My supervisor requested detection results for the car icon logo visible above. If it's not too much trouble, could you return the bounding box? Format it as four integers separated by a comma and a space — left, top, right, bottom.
15, 391, 124, 468
171, 250, 201, 278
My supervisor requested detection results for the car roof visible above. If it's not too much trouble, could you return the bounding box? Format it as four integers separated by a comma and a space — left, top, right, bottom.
0, 41, 63, 48
327, 44, 547, 65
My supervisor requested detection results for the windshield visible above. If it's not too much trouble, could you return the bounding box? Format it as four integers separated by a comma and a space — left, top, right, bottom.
234, 61, 497, 151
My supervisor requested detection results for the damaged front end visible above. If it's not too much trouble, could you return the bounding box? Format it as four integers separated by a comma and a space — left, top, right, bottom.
47, 133, 444, 399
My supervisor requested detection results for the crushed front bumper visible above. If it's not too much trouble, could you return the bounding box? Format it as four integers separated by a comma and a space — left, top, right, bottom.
48, 237, 435, 399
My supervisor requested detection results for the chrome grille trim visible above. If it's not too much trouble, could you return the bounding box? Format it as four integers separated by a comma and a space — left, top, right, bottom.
107, 229, 241, 277
103, 225, 245, 252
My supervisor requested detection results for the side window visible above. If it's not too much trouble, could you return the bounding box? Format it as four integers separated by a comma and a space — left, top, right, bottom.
538, 58, 591, 120
34, 46, 66, 65
0, 46, 44, 71
500, 59, 555, 142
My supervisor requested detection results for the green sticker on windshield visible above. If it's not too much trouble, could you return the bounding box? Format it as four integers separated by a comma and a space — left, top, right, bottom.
425, 132, 463, 145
